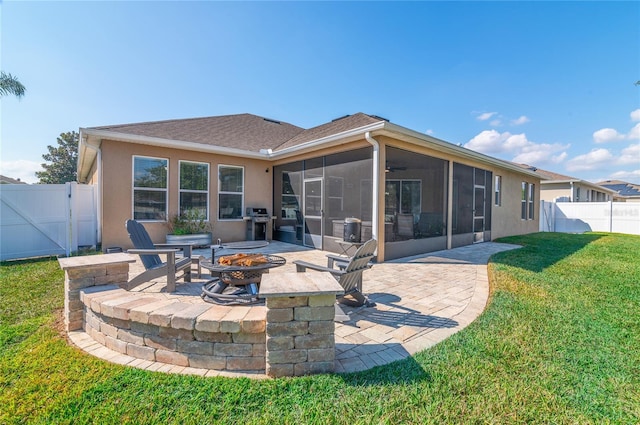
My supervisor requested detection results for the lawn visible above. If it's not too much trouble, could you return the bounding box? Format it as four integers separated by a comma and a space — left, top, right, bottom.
1, 232, 639, 424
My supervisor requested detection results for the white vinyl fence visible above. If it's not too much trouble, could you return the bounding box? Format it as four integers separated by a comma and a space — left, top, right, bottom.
0, 183, 97, 261
540, 201, 640, 235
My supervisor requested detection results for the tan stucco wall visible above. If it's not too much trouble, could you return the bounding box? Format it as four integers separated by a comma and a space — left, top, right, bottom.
95, 132, 540, 255
540, 183, 572, 202
490, 168, 540, 239
100, 140, 272, 250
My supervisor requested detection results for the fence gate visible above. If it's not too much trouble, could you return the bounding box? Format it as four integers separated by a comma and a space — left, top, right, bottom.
0, 183, 97, 261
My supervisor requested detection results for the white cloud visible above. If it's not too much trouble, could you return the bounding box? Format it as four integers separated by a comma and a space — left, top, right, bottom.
609, 169, 640, 182
425, 129, 434, 135
617, 143, 640, 165
490, 119, 502, 127
476, 112, 497, 121
630, 109, 640, 122
0, 160, 42, 184
628, 123, 640, 141
593, 128, 625, 144
565, 148, 615, 172
511, 115, 530, 126
465, 130, 569, 166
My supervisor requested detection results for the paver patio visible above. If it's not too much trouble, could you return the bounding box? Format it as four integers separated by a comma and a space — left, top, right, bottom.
68, 241, 520, 377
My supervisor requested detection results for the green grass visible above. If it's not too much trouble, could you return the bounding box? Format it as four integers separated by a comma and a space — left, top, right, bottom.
1, 232, 639, 424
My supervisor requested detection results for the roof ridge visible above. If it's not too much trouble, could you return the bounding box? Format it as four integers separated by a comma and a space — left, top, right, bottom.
89, 113, 298, 131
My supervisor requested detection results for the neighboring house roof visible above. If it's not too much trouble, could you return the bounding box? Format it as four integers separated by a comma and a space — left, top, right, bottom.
597, 180, 640, 198
0, 175, 27, 184
515, 164, 617, 194
78, 112, 543, 183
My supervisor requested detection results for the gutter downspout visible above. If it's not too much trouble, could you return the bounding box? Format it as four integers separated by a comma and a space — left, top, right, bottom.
365, 132, 381, 261
83, 138, 102, 246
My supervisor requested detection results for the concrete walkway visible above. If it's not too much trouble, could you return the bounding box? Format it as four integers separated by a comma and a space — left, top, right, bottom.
68, 241, 519, 377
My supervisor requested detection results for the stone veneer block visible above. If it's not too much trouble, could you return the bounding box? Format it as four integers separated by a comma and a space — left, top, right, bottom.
266, 308, 294, 323
266, 363, 293, 378
266, 296, 309, 309
111, 297, 158, 321
308, 294, 337, 307
227, 357, 265, 371
294, 306, 336, 322
148, 302, 192, 327
241, 306, 267, 333
195, 305, 233, 333
127, 343, 156, 361
156, 349, 189, 367
129, 299, 177, 324
219, 307, 250, 333
189, 354, 226, 370
171, 304, 212, 330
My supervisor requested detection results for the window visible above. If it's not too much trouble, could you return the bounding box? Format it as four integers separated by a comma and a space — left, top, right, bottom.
528, 183, 535, 220
133, 156, 168, 220
218, 165, 243, 219
179, 161, 209, 218
521, 182, 527, 220
495, 175, 502, 206
385, 180, 422, 216
521, 181, 535, 220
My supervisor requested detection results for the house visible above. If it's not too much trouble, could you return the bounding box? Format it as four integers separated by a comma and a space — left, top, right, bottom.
517, 165, 617, 203
78, 113, 542, 261
0, 175, 27, 184
596, 180, 640, 202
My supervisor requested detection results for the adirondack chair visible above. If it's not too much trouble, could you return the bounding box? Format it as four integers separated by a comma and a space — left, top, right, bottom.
293, 238, 377, 307
125, 219, 193, 292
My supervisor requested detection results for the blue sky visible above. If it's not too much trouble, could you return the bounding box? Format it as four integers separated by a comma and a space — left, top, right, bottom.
1, 1, 638, 184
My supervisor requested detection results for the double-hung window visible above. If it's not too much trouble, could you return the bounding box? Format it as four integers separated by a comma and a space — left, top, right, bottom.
495, 175, 502, 206
218, 165, 244, 219
179, 161, 209, 218
133, 156, 168, 220
521, 181, 535, 220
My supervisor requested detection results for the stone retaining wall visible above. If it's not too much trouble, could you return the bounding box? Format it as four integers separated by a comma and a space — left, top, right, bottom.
59, 254, 342, 377
80, 286, 266, 372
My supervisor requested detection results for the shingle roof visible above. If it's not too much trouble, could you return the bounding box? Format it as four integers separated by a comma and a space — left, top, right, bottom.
0, 175, 27, 184
89, 112, 388, 153
273, 113, 386, 151
515, 164, 575, 181
91, 114, 305, 152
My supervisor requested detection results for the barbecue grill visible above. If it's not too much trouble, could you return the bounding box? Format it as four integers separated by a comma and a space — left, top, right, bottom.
245, 207, 271, 240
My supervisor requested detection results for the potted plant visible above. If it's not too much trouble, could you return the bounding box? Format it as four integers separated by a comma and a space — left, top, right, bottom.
166, 209, 213, 247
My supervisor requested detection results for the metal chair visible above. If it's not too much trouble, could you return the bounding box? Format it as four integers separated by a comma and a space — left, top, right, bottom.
293, 238, 377, 307
125, 219, 193, 292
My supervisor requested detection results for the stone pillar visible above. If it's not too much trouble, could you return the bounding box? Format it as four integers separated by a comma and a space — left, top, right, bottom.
259, 272, 345, 378
58, 253, 136, 332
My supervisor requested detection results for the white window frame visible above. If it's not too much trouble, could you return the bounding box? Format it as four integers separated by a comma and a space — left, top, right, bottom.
218, 164, 244, 221
179, 160, 210, 220
528, 183, 535, 220
132, 155, 168, 222
521, 181, 535, 220
495, 175, 502, 206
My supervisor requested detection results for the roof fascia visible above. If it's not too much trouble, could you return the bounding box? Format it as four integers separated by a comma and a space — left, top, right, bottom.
376, 122, 544, 179
80, 128, 267, 159
268, 122, 387, 159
